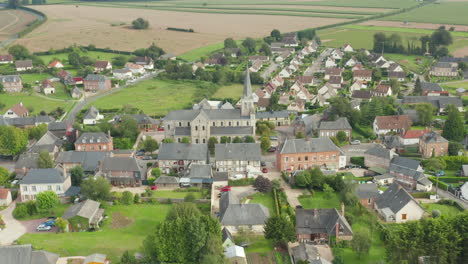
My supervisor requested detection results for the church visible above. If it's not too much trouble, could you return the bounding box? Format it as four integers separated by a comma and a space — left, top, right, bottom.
163, 69, 256, 143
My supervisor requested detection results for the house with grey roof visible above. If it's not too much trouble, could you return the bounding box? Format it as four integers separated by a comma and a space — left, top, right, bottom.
256, 110, 293, 126
0, 244, 59, 264
355, 183, 380, 208
293, 114, 322, 136
0, 75, 22, 92
429, 62, 458, 77
112, 114, 160, 132
100, 156, 142, 186
154, 176, 180, 189
215, 143, 261, 177
291, 243, 332, 264
15, 153, 40, 179
84, 253, 109, 264
84, 74, 111, 92
83, 106, 104, 125
29, 131, 62, 157
63, 199, 104, 231
219, 191, 270, 234
19, 168, 72, 201
419, 131, 448, 158
318, 117, 352, 140
222, 227, 235, 248
55, 151, 111, 173
389, 156, 432, 191
163, 70, 256, 143
374, 183, 425, 222
364, 144, 398, 169
180, 164, 213, 187
158, 143, 209, 173
15, 60, 33, 71
296, 207, 353, 243
401, 96, 464, 113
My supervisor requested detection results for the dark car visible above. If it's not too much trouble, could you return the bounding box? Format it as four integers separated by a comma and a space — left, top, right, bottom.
268, 147, 277, 152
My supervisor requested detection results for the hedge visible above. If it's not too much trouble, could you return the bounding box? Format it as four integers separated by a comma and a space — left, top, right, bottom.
166, 27, 194, 33
440, 156, 468, 170
350, 157, 365, 167
411, 192, 436, 199
17, 6, 47, 38
437, 199, 465, 212
428, 176, 449, 191
228, 178, 254, 186
437, 177, 468, 184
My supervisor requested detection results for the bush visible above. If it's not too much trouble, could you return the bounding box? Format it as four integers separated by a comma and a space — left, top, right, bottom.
121, 191, 134, 205
228, 178, 255, 186
432, 209, 441, 218
411, 192, 436, 199
132, 18, 149, 29
350, 157, 365, 167
253, 176, 272, 193
151, 168, 161, 178
134, 194, 140, 204
184, 193, 196, 203
13, 204, 29, 219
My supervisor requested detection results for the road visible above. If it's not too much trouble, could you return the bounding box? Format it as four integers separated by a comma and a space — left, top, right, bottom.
0, 202, 26, 245
66, 70, 163, 124
261, 61, 279, 80
304, 48, 332, 76
0, 7, 45, 49
436, 187, 468, 210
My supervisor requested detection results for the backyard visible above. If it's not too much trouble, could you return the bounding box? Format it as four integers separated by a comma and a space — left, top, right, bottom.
422, 203, 463, 218
151, 190, 204, 199
245, 191, 276, 215
298, 191, 341, 210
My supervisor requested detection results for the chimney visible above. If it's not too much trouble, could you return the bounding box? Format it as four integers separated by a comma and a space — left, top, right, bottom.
107, 130, 111, 138
341, 202, 345, 216
63, 166, 67, 177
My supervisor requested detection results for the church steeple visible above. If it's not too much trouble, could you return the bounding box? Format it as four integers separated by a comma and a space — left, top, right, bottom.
241, 68, 255, 116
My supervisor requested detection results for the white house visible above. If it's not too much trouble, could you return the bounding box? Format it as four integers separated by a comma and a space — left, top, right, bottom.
20, 168, 72, 201
279, 68, 292, 78
113, 68, 133, 80
4, 102, 29, 118
325, 57, 337, 68
83, 106, 104, 125
345, 56, 358, 67
373, 115, 411, 135
214, 143, 261, 176
374, 183, 425, 222
342, 43, 354, 53
41, 79, 55, 95
224, 245, 247, 264
124, 62, 145, 75
331, 49, 343, 60
47, 60, 64, 69
349, 80, 367, 92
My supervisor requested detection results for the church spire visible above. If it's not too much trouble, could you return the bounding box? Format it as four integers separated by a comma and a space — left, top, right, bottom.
241, 67, 255, 117
243, 67, 252, 99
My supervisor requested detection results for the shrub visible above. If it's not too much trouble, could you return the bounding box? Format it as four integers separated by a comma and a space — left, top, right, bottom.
132, 18, 149, 29
184, 193, 196, 203
13, 204, 29, 219
25, 200, 38, 216
134, 194, 140, 204
228, 178, 255, 186
253, 176, 272, 193
350, 157, 365, 167
121, 191, 134, 205
432, 209, 441, 218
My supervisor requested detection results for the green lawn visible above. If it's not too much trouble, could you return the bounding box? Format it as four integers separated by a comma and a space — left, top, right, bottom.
247, 192, 275, 215
422, 203, 463, 218
20, 73, 53, 86
212, 83, 260, 100
0, 92, 72, 115
385, 53, 433, 74
244, 236, 274, 254
298, 191, 341, 209
384, 2, 468, 25
17, 203, 70, 221
18, 204, 172, 263
179, 42, 225, 62
151, 190, 203, 199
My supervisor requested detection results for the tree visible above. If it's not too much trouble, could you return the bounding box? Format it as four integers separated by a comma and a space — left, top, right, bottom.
121, 191, 134, 205
134, 193, 140, 204
132, 18, 149, 29
142, 137, 158, 153
151, 168, 161, 178
118, 115, 139, 140
264, 216, 296, 245
425, 158, 446, 172
112, 56, 128, 67
389, 78, 400, 95
70, 166, 85, 186
7, 0, 20, 8
351, 229, 371, 259
415, 103, 434, 126
323, 183, 334, 199
220, 136, 231, 143
244, 136, 255, 143
120, 250, 138, 264
37, 150, 53, 168
448, 141, 462, 156
431, 28, 453, 47
260, 136, 271, 152
184, 193, 196, 202
55, 217, 68, 233
27, 123, 47, 140
336, 131, 348, 143
0, 83, 4, 93
81, 177, 111, 201
295, 132, 305, 139
0, 126, 28, 156
224, 38, 237, 49
36, 191, 59, 212
242, 38, 256, 54
414, 77, 422, 95
8, 44, 29, 59
253, 176, 272, 193
270, 29, 281, 41
0, 167, 10, 186
162, 138, 174, 143
442, 104, 464, 141
68, 52, 81, 67
259, 43, 272, 56
232, 136, 242, 143
257, 124, 270, 136
208, 137, 218, 155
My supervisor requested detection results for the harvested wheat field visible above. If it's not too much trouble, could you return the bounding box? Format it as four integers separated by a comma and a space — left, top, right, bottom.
15, 5, 348, 53
0, 9, 37, 41
360, 20, 468, 32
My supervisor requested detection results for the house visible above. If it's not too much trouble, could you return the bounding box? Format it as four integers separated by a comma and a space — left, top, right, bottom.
325, 57, 337, 68
389, 156, 432, 191
94, 61, 112, 73
15, 60, 33, 71
29, 131, 62, 156
317, 83, 338, 105
456, 87, 468, 96
15, 153, 40, 179
112, 68, 132, 79
0, 75, 23, 93
222, 227, 235, 248
400, 129, 430, 145
429, 62, 458, 77
287, 98, 306, 112
275, 51, 292, 63
376, 59, 392, 69
2, 115, 55, 129
419, 131, 448, 158
159, 53, 176, 60
155, 176, 180, 190
375, 183, 425, 222
291, 243, 332, 264
0, 244, 59, 264
249, 59, 263, 73
100, 156, 142, 186
47, 60, 64, 69
328, 75, 342, 89
293, 114, 322, 136
180, 164, 213, 187
224, 245, 247, 264
214, 143, 261, 176
351, 90, 372, 100
84, 74, 111, 92
256, 110, 291, 126
388, 71, 406, 82
249, 56, 269, 63
324, 67, 342, 80
225, 48, 241, 57
75, 132, 113, 151
56, 151, 111, 174
135, 56, 154, 69
295, 75, 314, 86
349, 80, 366, 92
318, 117, 352, 140
41, 79, 55, 95
279, 68, 292, 78
373, 84, 392, 97
19, 168, 72, 201
345, 56, 358, 67
352, 63, 364, 71
420, 82, 447, 96
83, 106, 104, 125
219, 191, 270, 234
112, 114, 160, 132
0, 54, 13, 64
158, 143, 209, 172
71, 86, 83, 98
355, 183, 379, 208
84, 253, 110, 264
63, 199, 104, 231
125, 62, 145, 74
276, 138, 346, 171
364, 144, 398, 169
373, 115, 411, 135
0, 188, 12, 206
295, 207, 353, 243
373, 173, 394, 186
353, 69, 373, 82
401, 96, 464, 113
47, 121, 73, 139
331, 49, 343, 60
342, 43, 354, 53
4, 102, 28, 118
192, 62, 205, 72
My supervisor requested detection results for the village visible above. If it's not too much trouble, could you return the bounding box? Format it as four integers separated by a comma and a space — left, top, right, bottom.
0, 12, 468, 264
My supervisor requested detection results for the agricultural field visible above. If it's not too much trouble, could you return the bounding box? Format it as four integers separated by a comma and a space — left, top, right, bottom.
0, 9, 37, 42
212, 83, 261, 100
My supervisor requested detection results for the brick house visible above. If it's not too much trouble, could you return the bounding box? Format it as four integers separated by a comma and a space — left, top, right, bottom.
355, 183, 379, 208
75, 132, 113, 151
389, 157, 432, 191
276, 138, 346, 172
419, 131, 448, 158
84, 74, 111, 92
112, 114, 160, 132
100, 156, 142, 186
317, 117, 352, 141
94, 61, 112, 73
373, 115, 411, 135
0, 75, 23, 93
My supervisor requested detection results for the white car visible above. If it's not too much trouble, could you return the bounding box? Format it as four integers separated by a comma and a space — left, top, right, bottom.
36, 224, 51, 231
350, 140, 361, 145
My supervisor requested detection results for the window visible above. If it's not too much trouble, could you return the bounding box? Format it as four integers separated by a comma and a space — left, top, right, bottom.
91, 146, 95, 150
188, 122, 191, 126
368, 198, 371, 205
77, 146, 81, 150
168, 125, 170, 130
229, 122, 232, 126
179, 122, 182, 126
305, 156, 309, 161
83, 146, 86, 151
402, 214, 407, 220
196, 139, 199, 143
213, 122, 216, 126
298, 157, 301, 161
221, 122, 224, 126
195, 126, 198, 131
56, 185, 61, 191
203, 139, 206, 143
48, 185, 52, 190
99, 146, 102, 150
237, 121, 239, 126
202, 126, 205, 131
178, 138, 181, 143
23, 186, 27, 192
32, 186, 36, 192
285, 157, 289, 162
332, 155, 336, 159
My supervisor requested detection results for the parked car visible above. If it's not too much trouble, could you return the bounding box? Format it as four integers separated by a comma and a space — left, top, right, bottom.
435, 171, 445, 177
43, 220, 56, 227
157, 128, 165, 131
142, 156, 152, 160
150, 185, 157, 190
262, 168, 268, 173
261, 161, 266, 167
220, 186, 231, 192
36, 224, 51, 231
135, 151, 145, 156
268, 147, 277, 152
350, 140, 361, 145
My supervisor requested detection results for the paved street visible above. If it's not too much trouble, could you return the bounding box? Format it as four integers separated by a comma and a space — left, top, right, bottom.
261, 62, 279, 80
435, 187, 468, 210
304, 48, 332, 76
0, 202, 26, 245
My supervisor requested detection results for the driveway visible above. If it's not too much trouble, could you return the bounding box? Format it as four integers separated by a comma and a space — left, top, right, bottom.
22, 217, 58, 233
0, 202, 27, 245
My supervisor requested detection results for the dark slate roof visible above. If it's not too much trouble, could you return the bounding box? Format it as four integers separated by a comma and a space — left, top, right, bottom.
390, 156, 420, 171
256, 110, 291, 119
364, 144, 393, 159
438, 56, 468, 63
222, 227, 234, 243
55, 151, 111, 171
401, 96, 462, 108
220, 204, 270, 226
219, 191, 239, 219
0, 74, 21, 83
184, 164, 212, 179
101, 157, 140, 172
113, 114, 159, 125
158, 143, 208, 161
355, 183, 379, 199
15, 153, 39, 170
21, 168, 66, 184
213, 172, 229, 182
76, 132, 111, 144
84, 106, 100, 120
318, 117, 351, 130
420, 131, 448, 144
295, 208, 353, 237
15, 60, 33, 68
164, 109, 248, 121
215, 143, 261, 161
210, 126, 253, 136
155, 176, 179, 184
352, 90, 372, 99
375, 183, 420, 214
279, 138, 343, 154
48, 121, 68, 131
0, 244, 32, 264
31, 250, 60, 264
63, 199, 100, 220
113, 68, 131, 74
175, 127, 191, 136
84, 74, 107, 82
29, 131, 62, 153
292, 244, 332, 264
421, 82, 443, 92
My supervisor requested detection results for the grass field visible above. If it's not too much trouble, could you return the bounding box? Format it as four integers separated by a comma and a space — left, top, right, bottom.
247, 192, 275, 215
38, 51, 131, 65
298, 192, 341, 209
18, 204, 172, 262
422, 203, 463, 218
17, 203, 70, 221
179, 42, 225, 62
0, 9, 37, 41
384, 2, 468, 26
151, 190, 203, 199
0, 92, 73, 115
212, 83, 260, 100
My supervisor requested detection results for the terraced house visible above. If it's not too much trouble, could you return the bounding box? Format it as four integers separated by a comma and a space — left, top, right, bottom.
163, 70, 256, 143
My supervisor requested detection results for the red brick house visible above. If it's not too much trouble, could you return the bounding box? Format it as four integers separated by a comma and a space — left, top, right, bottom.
419, 131, 448, 158
0, 75, 23, 93
75, 132, 113, 151
355, 183, 379, 208
84, 74, 111, 92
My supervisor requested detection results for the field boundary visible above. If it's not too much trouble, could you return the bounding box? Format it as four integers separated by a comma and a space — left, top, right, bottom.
17, 6, 47, 37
